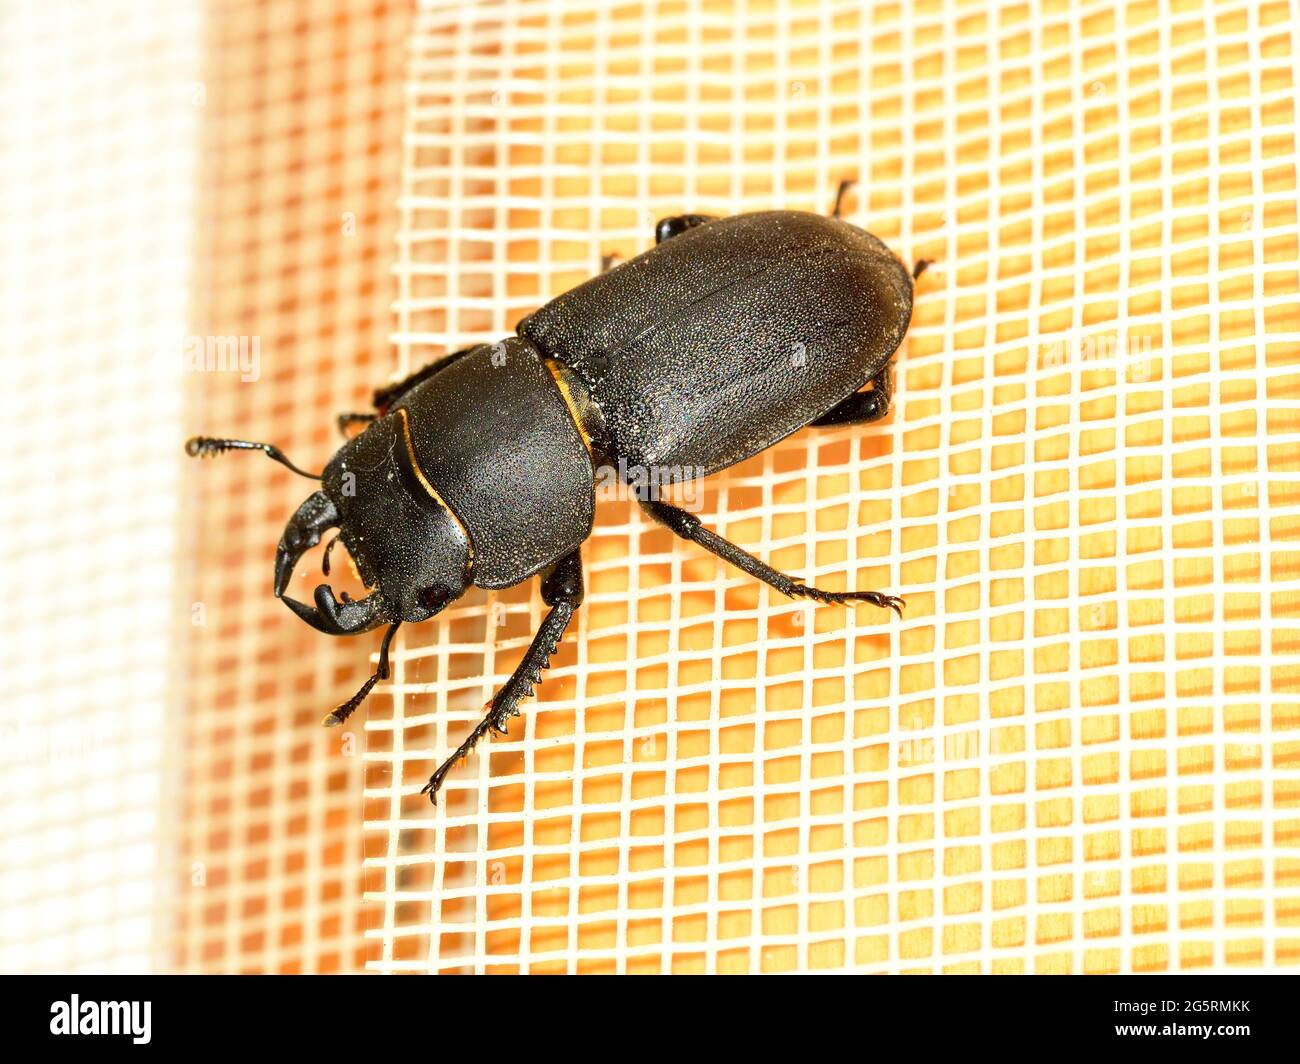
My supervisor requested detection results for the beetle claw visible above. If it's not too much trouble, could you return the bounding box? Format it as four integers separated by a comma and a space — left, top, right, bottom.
274, 490, 339, 597
280, 584, 387, 635
281, 592, 335, 633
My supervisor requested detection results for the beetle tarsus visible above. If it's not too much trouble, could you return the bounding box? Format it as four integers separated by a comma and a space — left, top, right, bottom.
421, 714, 496, 805
321, 620, 401, 728
789, 584, 905, 618
912, 258, 934, 281
641, 499, 904, 619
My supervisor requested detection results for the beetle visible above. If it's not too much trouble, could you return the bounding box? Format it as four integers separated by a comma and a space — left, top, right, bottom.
187, 181, 930, 803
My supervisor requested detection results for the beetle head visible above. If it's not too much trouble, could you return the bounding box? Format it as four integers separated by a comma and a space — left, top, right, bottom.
274, 413, 471, 633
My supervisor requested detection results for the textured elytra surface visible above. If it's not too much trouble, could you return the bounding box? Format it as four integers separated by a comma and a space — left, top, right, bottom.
522, 211, 914, 478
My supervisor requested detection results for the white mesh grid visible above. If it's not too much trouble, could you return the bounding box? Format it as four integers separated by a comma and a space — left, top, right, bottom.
368, 0, 1300, 974
171, 0, 413, 973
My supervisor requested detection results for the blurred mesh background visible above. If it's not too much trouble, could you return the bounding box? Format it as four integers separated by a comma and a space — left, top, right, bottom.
173, 0, 413, 972
2, 0, 1298, 975
1, 0, 201, 973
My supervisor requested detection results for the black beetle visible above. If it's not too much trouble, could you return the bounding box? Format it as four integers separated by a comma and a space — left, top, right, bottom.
187, 182, 930, 803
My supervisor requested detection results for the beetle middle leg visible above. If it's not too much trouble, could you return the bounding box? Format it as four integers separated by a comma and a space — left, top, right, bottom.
830, 179, 856, 219
640, 499, 904, 617
812, 362, 894, 427
421, 549, 585, 804
654, 213, 716, 244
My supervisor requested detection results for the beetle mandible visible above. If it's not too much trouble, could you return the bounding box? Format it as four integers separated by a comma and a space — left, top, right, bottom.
187, 181, 932, 803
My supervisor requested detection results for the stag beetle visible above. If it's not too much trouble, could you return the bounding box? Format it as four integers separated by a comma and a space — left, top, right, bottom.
187, 181, 930, 803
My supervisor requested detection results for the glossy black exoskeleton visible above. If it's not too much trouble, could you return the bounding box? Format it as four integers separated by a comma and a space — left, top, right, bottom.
187, 182, 931, 802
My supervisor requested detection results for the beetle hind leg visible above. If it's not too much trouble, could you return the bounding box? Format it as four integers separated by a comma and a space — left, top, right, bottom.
422, 550, 585, 804
813, 362, 894, 427
640, 500, 904, 619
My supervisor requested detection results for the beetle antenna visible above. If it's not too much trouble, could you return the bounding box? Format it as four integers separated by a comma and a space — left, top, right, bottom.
322, 620, 402, 727
185, 436, 321, 480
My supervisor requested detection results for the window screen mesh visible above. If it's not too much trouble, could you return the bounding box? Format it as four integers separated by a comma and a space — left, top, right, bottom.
365, 0, 1300, 974
7, 0, 1297, 975
1, 0, 199, 974
171, 0, 413, 974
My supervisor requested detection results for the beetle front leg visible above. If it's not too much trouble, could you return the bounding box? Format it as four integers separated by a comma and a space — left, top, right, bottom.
371, 344, 479, 413
640, 500, 904, 617
332, 346, 481, 437
335, 411, 377, 437
422, 550, 585, 804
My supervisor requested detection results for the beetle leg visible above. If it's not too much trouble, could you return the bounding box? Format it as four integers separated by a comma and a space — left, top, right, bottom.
654, 213, 716, 245
421, 550, 585, 804
335, 411, 377, 437
640, 500, 904, 618
371, 344, 478, 413
830, 179, 856, 219
320, 619, 402, 727
812, 363, 894, 427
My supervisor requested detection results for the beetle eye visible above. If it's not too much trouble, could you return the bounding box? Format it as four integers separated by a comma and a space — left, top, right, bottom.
418, 584, 453, 612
